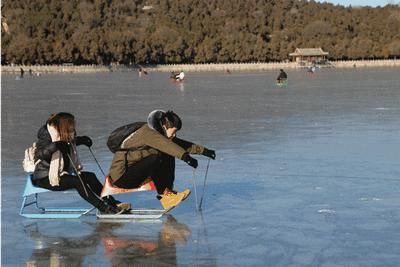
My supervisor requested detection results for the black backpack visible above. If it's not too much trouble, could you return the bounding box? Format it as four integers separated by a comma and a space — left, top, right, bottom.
107, 122, 146, 153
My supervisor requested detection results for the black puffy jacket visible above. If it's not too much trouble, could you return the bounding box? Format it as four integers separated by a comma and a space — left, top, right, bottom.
32, 125, 86, 181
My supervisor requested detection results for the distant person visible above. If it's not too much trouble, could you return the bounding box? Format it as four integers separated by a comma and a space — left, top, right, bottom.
138, 67, 148, 77
107, 110, 216, 210
175, 71, 185, 81
307, 66, 316, 74
276, 69, 287, 83
20, 68, 25, 78
29, 69, 33, 76
32, 112, 129, 214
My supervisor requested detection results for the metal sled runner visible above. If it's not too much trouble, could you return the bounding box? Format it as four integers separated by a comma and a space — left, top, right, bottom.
19, 175, 95, 219
97, 176, 169, 220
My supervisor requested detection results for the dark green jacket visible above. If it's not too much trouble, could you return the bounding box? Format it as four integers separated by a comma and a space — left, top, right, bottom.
109, 124, 204, 182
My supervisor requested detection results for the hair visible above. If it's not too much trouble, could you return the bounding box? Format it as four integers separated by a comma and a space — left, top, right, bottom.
47, 112, 76, 141
162, 110, 182, 130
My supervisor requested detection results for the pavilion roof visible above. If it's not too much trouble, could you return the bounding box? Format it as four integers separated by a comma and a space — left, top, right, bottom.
289, 48, 329, 56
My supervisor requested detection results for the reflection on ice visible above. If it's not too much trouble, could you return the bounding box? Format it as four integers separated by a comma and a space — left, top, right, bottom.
24, 215, 192, 266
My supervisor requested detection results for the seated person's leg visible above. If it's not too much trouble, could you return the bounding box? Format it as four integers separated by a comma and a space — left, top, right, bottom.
58, 174, 108, 210
153, 154, 175, 193
80, 171, 103, 195
114, 154, 176, 194
34, 174, 116, 213
114, 155, 160, 190
80, 171, 128, 210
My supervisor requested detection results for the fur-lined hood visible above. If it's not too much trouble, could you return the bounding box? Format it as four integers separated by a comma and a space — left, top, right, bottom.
147, 109, 165, 134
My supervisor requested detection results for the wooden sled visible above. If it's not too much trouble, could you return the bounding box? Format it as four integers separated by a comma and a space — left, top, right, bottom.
20, 175, 95, 219
97, 176, 169, 220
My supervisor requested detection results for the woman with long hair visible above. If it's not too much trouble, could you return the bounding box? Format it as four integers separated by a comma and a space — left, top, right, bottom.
32, 112, 127, 214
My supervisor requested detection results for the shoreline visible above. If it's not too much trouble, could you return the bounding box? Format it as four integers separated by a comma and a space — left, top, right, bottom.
1, 59, 400, 74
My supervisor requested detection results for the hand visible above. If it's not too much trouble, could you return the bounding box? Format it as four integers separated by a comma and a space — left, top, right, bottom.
181, 153, 198, 168
76, 136, 92, 147
54, 141, 70, 154
202, 148, 216, 160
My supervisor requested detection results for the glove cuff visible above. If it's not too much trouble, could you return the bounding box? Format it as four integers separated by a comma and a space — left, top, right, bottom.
181, 152, 189, 161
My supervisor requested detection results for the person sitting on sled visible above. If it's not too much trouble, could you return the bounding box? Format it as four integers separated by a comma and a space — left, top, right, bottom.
175, 71, 185, 81
276, 69, 287, 83
108, 110, 216, 210
32, 112, 129, 214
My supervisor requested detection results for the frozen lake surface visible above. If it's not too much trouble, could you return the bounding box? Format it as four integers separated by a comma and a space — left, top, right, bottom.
2, 68, 400, 266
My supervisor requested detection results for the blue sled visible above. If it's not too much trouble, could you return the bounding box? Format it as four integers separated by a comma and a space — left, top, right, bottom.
19, 175, 95, 219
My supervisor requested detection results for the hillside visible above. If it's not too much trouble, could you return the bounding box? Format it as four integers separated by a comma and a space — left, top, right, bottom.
2, 0, 400, 65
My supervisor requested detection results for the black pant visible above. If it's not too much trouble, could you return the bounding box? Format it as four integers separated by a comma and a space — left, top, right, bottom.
114, 154, 175, 195
33, 171, 106, 210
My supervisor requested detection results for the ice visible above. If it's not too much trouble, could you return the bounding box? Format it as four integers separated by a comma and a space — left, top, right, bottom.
2, 68, 400, 266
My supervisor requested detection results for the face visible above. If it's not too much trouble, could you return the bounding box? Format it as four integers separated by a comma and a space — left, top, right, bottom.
165, 127, 178, 139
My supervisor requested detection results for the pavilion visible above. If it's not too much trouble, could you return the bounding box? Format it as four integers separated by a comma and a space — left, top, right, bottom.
289, 48, 329, 63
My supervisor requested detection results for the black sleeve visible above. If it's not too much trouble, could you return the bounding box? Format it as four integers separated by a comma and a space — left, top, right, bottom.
172, 137, 195, 150
35, 125, 58, 161
75, 135, 87, 146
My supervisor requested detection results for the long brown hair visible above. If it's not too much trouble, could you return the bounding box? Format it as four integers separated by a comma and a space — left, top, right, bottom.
47, 112, 76, 141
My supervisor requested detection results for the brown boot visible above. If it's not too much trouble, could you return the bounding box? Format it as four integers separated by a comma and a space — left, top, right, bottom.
117, 202, 132, 211
159, 190, 186, 210
171, 188, 191, 200
181, 189, 191, 200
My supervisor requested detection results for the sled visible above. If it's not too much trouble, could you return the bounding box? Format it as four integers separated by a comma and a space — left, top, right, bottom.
276, 79, 288, 87
20, 175, 95, 219
97, 176, 169, 220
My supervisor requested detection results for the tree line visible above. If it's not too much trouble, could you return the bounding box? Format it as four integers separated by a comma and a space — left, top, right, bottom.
2, 0, 400, 65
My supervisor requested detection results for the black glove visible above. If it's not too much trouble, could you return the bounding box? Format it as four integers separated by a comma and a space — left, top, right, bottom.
54, 141, 70, 154
181, 153, 198, 168
76, 136, 92, 147
202, 148, 216, 160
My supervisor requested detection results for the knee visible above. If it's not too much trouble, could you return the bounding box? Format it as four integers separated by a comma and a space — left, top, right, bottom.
159, 154, 175, 167
63, 176, 82, 188
146, 155, 163, 165
80, 171, 98, 181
